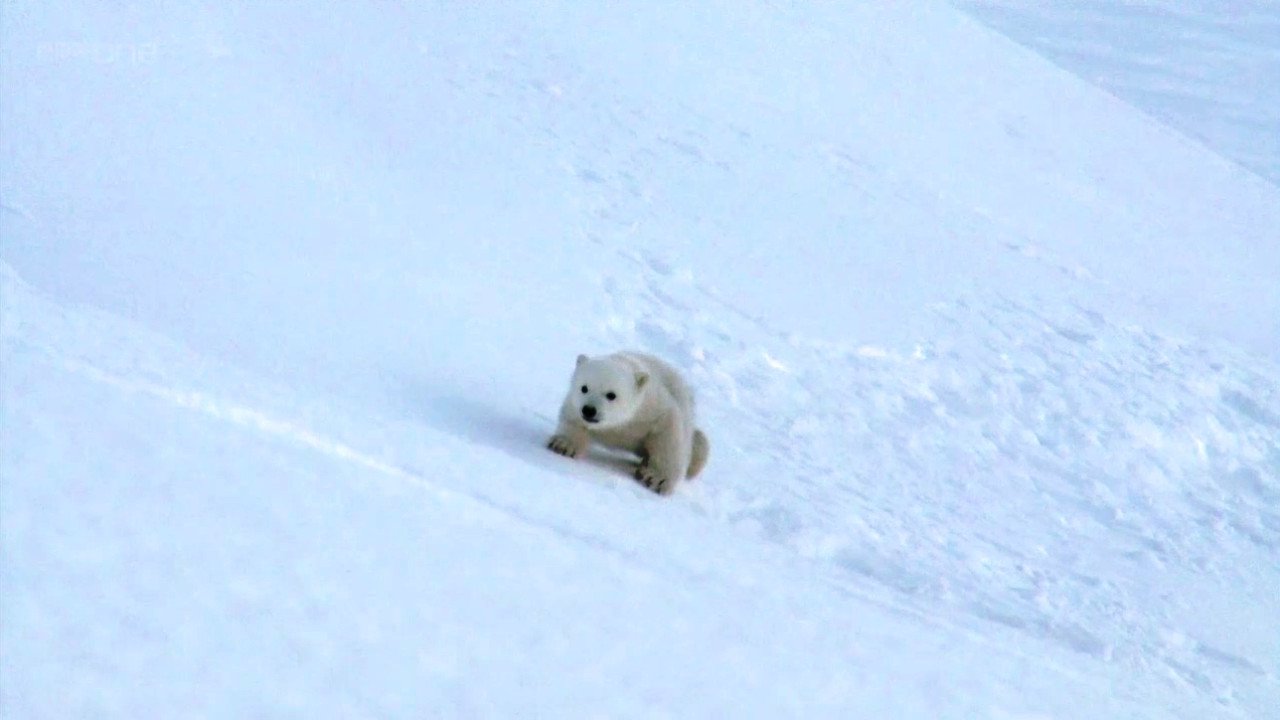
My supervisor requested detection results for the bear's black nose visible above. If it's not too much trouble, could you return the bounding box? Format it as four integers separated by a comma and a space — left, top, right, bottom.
581, 405, 597, 420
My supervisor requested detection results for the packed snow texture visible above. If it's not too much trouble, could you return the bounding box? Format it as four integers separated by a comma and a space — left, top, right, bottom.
2, 2, 1278, 718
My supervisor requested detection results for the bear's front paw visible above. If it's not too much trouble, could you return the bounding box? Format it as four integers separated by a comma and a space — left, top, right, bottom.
634, 465, 675, 496
547, 435, 583, 458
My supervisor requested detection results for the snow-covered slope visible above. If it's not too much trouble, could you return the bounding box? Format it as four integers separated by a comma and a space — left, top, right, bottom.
955, 0, 1280, 187
3, 2, 1278, 717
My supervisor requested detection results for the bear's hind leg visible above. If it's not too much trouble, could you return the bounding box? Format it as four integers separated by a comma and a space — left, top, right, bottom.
687, 429, 709, 478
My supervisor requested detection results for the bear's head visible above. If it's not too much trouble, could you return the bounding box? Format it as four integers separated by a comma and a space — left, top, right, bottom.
569, 354, 649, 429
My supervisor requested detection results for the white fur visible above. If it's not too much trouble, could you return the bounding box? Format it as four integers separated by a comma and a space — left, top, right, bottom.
547, 351, 710, 495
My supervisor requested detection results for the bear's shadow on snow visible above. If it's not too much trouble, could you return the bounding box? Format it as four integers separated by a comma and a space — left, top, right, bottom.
395, 380, 641, 482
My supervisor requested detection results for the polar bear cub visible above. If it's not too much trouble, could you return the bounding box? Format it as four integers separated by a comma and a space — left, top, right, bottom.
547, 351, 709, 495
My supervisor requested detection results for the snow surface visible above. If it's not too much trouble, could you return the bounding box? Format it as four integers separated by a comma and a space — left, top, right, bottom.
2, 1, 1279, 718
955, 0, 1280, 186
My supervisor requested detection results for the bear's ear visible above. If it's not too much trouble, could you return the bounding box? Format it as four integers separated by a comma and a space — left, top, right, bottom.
635, 371, 649, 389
576, 354, 588, 367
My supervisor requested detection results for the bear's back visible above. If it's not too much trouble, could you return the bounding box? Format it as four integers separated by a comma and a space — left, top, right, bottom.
613, 351, 695, 417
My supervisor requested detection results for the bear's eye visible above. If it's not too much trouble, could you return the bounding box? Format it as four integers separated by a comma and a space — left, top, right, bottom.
580, 385, 589, 394
605, 392, 617, 401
